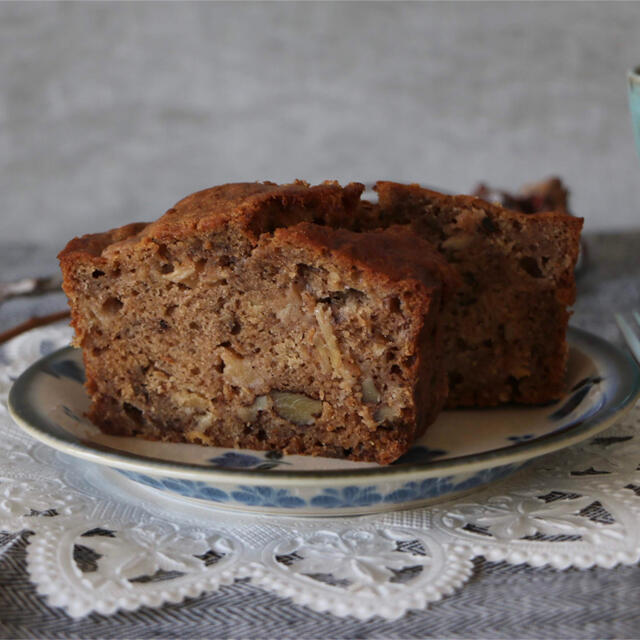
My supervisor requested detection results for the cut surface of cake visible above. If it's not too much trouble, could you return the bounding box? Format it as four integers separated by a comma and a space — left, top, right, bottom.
373, 181, 583, 407
59, 181, 457, 464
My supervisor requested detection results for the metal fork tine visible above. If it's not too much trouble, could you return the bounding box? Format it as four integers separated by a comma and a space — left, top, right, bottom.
615, 313, 640, 365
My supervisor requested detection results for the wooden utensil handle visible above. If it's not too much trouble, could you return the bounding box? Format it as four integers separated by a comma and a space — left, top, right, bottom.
0, 310, 70, 346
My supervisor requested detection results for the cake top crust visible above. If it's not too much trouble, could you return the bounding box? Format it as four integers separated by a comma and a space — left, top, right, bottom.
147, 180, 364, 241
374, 181, 584, 230
59, 180, 582, 288
273, 222, 459, 300
58, 181, 365, 261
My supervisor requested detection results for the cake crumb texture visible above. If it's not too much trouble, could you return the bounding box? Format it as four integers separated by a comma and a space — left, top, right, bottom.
59, 181, 455, 464
374, 181, 583, 407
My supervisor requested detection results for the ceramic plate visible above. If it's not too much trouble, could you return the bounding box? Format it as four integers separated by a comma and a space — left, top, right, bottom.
9, 327, 640, 516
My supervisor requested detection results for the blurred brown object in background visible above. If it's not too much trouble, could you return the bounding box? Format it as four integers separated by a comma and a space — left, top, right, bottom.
473, 177, 571, 215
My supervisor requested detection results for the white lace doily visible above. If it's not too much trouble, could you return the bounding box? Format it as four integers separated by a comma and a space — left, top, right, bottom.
1, 325, 640, 620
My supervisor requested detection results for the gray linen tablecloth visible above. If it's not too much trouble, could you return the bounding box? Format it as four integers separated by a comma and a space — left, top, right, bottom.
1, 232, 639, 639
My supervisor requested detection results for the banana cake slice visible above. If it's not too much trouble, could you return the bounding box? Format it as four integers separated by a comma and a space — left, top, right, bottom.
59, 181, 457, 464
373, 181, 583, 407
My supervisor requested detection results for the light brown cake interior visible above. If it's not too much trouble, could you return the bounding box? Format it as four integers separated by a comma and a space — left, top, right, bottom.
61, 206, 451, 464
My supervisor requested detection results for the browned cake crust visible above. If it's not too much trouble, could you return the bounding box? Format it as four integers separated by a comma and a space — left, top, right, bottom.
59, 181, 456, 464
61, 180, 365, 260
373, 182, 583, 407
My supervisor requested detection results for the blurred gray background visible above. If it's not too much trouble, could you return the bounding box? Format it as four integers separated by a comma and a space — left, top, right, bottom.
2, 1, 640, 255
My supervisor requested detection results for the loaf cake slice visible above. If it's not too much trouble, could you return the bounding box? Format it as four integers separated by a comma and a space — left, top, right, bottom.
373, 181, 583, 407
59, 181, 456, 464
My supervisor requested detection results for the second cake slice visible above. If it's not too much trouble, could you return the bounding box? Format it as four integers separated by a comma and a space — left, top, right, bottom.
374, 181, 583, 407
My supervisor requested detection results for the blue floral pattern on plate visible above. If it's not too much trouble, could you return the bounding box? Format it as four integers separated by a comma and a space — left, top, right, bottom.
208, 451, 291, 471
119, 462, 521, 510
230, 486, 305, 508
507, 434, 534, 443
310, 486, 384, 508
209, 452, 265, 468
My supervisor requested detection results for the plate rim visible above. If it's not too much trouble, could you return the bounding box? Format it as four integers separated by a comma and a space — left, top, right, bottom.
8, 326, 640, 487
